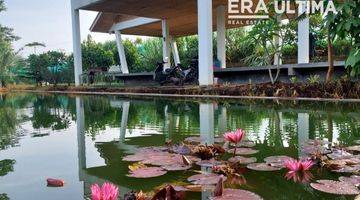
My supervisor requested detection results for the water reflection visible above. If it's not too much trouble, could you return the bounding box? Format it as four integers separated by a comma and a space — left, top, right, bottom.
0, 94, 359, 199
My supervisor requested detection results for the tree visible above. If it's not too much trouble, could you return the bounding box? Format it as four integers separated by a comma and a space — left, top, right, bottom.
81, 35, 114, 71
0, 0, 19, 87
24, 42, 46, 54
325, 0, 360, 77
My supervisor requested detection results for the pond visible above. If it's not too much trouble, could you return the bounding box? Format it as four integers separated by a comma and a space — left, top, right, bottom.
0, 93, 359, 200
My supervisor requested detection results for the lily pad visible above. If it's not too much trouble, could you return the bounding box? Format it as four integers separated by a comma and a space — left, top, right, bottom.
170, 145, 192, 155
196, 159, 223, 168
230, 141, 256, 148
184, 137, 223, 144
228, 156, 257, 164
187, 173, 226, 185
346, 145, 360, 152
332, 165, 360, 173
123, 154, 147, 162
227, 148, 259, 155
264, 156, 293, 168
339, 175, 360, 187
211, 189, 263, 200
127, 167, 167, 178
247, 163, 282, 171
328, 149, 353, 160
162, 164, 192, 171
142, 154, 181, 166
310, 180, 360, 195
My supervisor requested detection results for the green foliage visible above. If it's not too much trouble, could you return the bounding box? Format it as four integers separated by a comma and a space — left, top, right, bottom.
307, 75, 321, 84
81, 35, 114, 71
325, 0, 360, 76
27, 51, 72, 85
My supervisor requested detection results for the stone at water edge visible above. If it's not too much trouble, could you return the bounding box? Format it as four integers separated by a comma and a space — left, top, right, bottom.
247, 163, 282, 171
127, 167, 167, 178
210, 189, 263, 200
310, 180, 360, 195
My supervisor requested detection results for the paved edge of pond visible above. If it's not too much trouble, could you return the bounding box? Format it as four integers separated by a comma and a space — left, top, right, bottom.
12, 90, 360, 103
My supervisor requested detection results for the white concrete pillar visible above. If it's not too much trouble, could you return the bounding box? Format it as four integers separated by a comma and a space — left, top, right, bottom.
197, 0, 214, 85
297, 1, 310, 64
115, 30, 129, 74
71, 8, 83, 86
200, 103, 214, 145
171, 37, 181, 65
120, 101, 130, 142
76, 97, 86, 180
162, 20, 171, 69
216, 5, 226, 68
297, 113, 309, 157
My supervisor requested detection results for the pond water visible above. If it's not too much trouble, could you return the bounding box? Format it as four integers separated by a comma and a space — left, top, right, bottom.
0, 93, 359, 200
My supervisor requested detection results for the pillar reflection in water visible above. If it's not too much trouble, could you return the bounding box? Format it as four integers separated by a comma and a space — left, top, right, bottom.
297, 113, 309, 158
120, 101, 130, 143
199, 103, 215, 145
199, 103, 215, 200
218, 106, 227, 134
76, 97, 86, 181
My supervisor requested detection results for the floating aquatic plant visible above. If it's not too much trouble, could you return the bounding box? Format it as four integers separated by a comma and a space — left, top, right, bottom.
223, 129, 245, 157
91, 182, 119, 200
285, 171, 313, 183
284, 159, 314, 173
310, 180, 360, 195
127, 167, 167, 178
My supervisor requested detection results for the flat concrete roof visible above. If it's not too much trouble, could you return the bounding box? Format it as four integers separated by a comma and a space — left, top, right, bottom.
84, 0, 285, 37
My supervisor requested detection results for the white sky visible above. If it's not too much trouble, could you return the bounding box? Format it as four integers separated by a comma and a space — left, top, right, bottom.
0, 0, 142, 57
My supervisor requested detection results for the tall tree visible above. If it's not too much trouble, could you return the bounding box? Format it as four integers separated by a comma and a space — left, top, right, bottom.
325, 0, 360, 78
0, 0, 19, 87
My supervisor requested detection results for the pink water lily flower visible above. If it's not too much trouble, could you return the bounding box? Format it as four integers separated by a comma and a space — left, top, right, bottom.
224, 129, 245, 144
284, 159, 314, 172
91, 182, 119, 200
224, 129, 245, 157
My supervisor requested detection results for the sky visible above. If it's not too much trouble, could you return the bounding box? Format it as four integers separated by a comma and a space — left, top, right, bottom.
0, 0, 138, 56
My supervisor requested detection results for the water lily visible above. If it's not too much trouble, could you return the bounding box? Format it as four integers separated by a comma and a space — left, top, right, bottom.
285, 171, 313, 183
224, 129, 245, 157
284, 159, 314, 172
91, 182, 119, 200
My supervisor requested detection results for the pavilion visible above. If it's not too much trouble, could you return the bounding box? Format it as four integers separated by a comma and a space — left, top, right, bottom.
71, 0, 310, 86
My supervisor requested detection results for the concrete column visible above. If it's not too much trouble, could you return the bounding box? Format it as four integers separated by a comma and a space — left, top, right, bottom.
171, 37, 181, 65
120, 101, 130, 142
76, 97, 86, 180
71, 8, 83, 86
297, 1, 310, 64
162, 20, 171, 69
200, 103, 214, 145
115, 30, 129, 74
197, 0, 214, 85
297, 113, 309, 157
216, 5, 226, 68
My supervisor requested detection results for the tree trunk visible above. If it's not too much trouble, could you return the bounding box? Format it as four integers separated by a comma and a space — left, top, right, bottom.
326, 33, 334, 83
